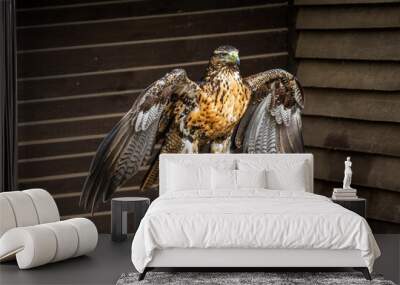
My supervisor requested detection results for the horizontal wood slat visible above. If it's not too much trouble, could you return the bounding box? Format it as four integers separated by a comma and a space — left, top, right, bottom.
295, 0, 400, 5
21, 136, 400, 185
19, 91, 136, 123
18, 30, 287, 78
18, 55, 286, 101
17, 5, 287, 50
296, 30, 400, 61
296, 6, 400, 29
303, 116, 400, 157
297, 60, 400, 91
303, 88, 400, 123
16, 0, 291, 233
19, 115, 121, 141
368, 219, 400, 233
18, 171, 147, 196
17, 0, 281, 26
17, 0, 286, 10
17, 0, 130, 9
19, 136, 104, 159
296, 1, 400, 230
314, 179, 400, 224
19, 154, 93, 178
309, 147, 400, 193
79, 212, 112, 234
56, 188, 158, 216
18, 112, 400, 161
19, 55, 287, 129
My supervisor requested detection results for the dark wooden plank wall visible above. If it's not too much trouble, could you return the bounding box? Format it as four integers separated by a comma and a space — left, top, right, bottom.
295, 0, 400, 232
16, 0, 290, 232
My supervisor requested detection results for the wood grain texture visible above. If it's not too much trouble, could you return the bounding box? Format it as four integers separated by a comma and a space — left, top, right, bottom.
18, 136, 105, 159
303, 116, 400, 157
296, 30, 400, 61
18, 30, 287, 77
297, 60, 400, 91
297, 5, 400, 29
18, 171, 146, 196
309, 147, 400, 193
18, 55, 285, 101
303, 88, 400, 123
17, 0, 286, 10
18, 91, 137, 122
314, 179, 400, 224
18, 115, 121, 141
295, 0, 400, 5
18, 153, 94, 179
17, 0, 133, 9
55, 188, 158, 216
17, 5, 287, 50
368, 219, 400, 233
16, 1, 290, 232
295, 2, 400, 230
17, 0, 282, 26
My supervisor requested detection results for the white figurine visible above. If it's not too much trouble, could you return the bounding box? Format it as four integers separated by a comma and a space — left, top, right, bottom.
343, 157, 353, 190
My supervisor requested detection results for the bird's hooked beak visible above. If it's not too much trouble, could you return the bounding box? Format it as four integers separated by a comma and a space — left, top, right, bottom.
230, 51, 240, 66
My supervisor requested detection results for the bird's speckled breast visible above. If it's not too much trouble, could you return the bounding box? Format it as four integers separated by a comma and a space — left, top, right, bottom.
186, 76, 251, 141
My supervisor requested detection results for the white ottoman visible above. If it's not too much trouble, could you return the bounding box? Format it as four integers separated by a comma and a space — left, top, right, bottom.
0, 189, 98, 269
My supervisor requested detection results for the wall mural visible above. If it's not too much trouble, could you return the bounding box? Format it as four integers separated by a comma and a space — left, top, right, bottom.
79, 46, 304, 212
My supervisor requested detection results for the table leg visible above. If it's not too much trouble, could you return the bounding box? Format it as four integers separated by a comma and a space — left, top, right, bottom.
111, 201, 126, 242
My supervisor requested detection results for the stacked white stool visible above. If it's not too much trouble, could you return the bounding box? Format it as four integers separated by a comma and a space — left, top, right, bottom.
0, 189, 98, 269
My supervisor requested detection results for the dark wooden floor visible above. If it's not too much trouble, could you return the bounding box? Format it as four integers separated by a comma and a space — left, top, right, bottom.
0, 234, 399, 285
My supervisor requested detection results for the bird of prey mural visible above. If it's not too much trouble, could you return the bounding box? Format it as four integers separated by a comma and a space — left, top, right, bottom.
80, 46, 304, 211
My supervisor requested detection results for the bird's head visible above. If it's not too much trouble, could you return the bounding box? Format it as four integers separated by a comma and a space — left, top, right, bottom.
210, 46, 240, 67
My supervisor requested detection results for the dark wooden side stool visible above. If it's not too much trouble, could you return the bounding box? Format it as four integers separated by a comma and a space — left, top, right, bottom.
111, 197, 150, 242
331, 197, 366, 218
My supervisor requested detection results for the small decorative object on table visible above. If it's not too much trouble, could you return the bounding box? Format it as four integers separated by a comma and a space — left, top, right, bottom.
332, 157, 366, 218
111, 197, 150, 242
332, 157, 358, 200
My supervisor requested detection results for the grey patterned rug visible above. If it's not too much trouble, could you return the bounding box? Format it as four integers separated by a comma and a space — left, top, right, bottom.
116, 272, 395, 285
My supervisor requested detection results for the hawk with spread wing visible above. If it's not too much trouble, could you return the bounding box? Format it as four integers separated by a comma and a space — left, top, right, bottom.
80, 46, 304, 211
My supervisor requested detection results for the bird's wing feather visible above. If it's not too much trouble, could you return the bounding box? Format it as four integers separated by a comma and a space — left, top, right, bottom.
236, 69, 304, 153
80, 69, 192, 211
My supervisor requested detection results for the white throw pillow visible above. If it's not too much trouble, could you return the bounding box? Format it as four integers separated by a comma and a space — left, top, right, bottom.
265, 161, 307, 191
167, 162, 212, 192
236, 169, 267, 189
212, 168, 237, 191
237, 159, 308, 191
